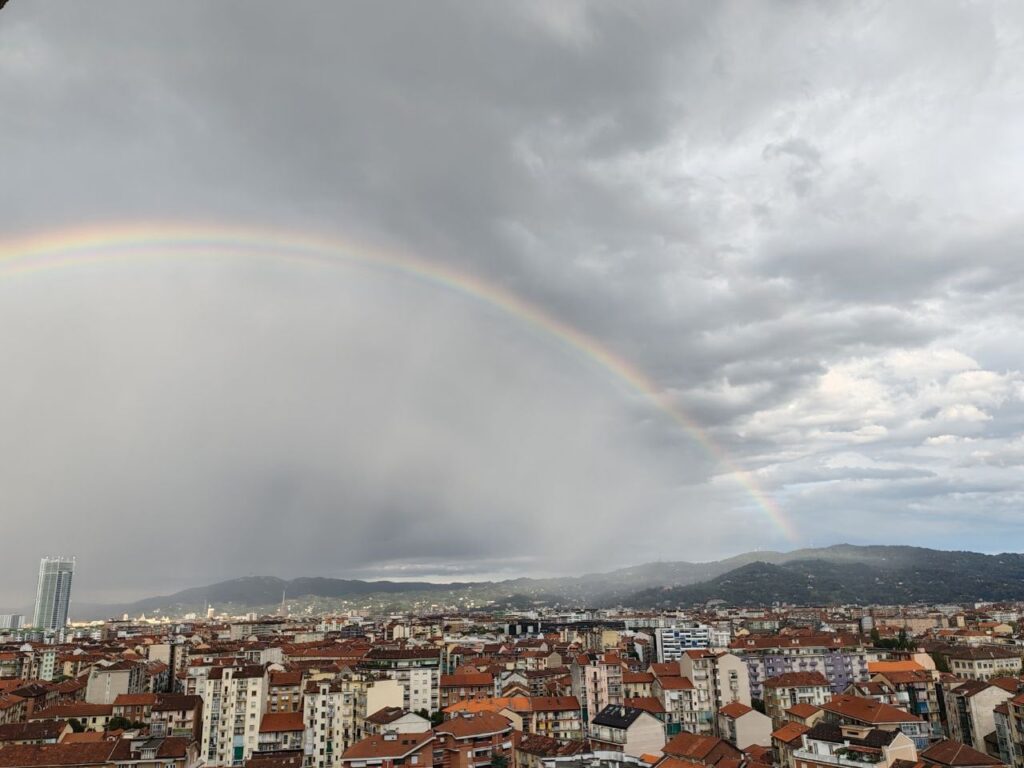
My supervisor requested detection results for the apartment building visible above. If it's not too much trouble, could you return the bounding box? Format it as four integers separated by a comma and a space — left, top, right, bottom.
506, 696, 583, 741
267, 670, 304, 713
433, 711, 514, 768
820, 695, 931, 750
716, 701, 772, 750
763, 672, 832, 727
303, 675, 405, 768
869, 669, 942, 739
588, 705, 665, 759
439, 673, 494, 710
652, 671, 704, 736
679, 650, 751, 711
257, 711, 305, 753
571, 654, 624, 726
792, 723, 917, 768
201, 664, 270, 766
946, 648, 1023, 682
654, 624, 730, 663
340, 731, 434, 768
731, 635, 871, 701
85, 660, 147, 705
361, 648, 442, 714
943, 679, 1014, 752
662, 731, 743, 766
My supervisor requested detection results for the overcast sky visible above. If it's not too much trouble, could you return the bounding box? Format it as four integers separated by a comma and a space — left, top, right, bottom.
2, 1, 1024, 608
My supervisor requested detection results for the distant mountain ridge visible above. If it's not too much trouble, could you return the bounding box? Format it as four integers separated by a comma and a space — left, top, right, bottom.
74, 544, 1024, 619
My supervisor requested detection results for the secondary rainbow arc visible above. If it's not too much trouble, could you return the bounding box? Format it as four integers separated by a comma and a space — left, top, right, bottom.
0, 222, 797, 542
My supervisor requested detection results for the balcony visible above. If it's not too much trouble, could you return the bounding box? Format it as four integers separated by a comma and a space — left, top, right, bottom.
794, 749, 883, 768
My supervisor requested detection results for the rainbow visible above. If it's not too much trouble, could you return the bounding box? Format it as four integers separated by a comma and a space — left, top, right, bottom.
0, 222, 797, 541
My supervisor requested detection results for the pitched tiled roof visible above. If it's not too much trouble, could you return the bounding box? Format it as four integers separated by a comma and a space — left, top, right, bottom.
515, 733, 585, 757
805, 723, 899, 748
441, 673, 493, 688
822, 694, 920, 724
880, 670, 934, 684
719, 702, 754, 719
771, 723, 809, 745
365, 707, 407, 725
434, 711, 512, 738
0, 720, 69, 743
946, 647, 1022, 660
29, 703, 113, 720
731, 634, 861, 651
625, 697, 665, 715
920, 739, 1003, 767
786, 703, 822, 718
763, 672, 830, 688
868, 661, 926, 674
951, 680, 998, 698
444, 696, 528, 715
623, 671, 655, 684
341, 732, 433, 760
663, 733, 739, 761
514, 696, 579, 712
260, 712, 305, 733
112, 693, 157, 707
990, 677, 1021, 694
658, 676, 695, 690
0, 741, 118, 767
152, 694, 202, 712
270, 670, 304, 687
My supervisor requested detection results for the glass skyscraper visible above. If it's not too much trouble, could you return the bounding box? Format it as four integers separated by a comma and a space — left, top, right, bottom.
32, 557, 74, 631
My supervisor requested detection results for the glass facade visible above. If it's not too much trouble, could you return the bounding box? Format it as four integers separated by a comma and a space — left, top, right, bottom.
32, 557, 75, 631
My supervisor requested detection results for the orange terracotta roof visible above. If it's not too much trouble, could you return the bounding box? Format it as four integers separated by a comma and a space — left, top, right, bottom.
718, 702, 754, 719
626, 697, 666, 715
434, 711, 512, 738
663, 732, 738, 760
658, 676, 695, 690
823, 694, 921, 724
342, 732, 433, 760
868, 661, 926, 673
513, 696, 580, 712
112, 693, 157, 707
259, 712, 305, 733
920, 739, 1003, 767
444, 696, 528, 715
772, 722, 809, 744
440, 673, 493, 688
763, 672, 829, 688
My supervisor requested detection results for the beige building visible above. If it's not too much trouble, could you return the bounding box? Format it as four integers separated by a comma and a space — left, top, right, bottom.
85, 661, 146, 705
947, 647, 1023, 681
793, 723, 917, 768
716, 701, 773, 750
588, 705, 666, 758
944, 679, 1014, 752
763, 672, 832, 727
680, 651, 751, 711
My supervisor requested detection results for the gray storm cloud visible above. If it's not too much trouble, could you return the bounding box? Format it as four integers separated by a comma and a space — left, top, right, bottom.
1, 1, 1023, 606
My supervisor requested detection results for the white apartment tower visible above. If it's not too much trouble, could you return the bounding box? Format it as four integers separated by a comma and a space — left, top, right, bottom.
202, 664, 270, 766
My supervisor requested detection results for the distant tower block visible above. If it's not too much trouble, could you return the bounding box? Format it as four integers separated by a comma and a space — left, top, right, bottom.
33, 557, 75, 631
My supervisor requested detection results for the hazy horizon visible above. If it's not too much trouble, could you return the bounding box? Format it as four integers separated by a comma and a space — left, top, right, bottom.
2, 2, 1023, 608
